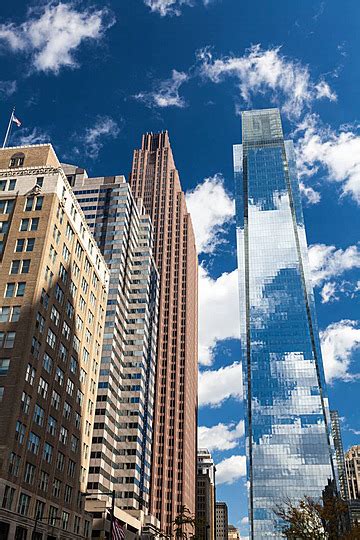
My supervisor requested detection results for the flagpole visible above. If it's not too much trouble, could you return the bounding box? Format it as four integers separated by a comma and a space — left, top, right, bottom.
2, 107, 15, 148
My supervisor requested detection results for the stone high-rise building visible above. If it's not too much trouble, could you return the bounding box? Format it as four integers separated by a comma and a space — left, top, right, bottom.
196, 449, 216, 540
330, 410, 349, 500
129, 131, 198, 535
215, 502, 228, 540
345, 446, 360, 500
65, 166, 160, 536
0, 144, 109, 539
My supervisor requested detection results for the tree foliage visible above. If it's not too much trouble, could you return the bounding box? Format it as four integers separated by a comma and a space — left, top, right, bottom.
275, 495, 360, 539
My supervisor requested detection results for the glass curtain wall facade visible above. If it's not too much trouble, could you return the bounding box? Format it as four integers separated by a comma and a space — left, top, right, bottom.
234, 109, 335, 538
69, 169, 159, 518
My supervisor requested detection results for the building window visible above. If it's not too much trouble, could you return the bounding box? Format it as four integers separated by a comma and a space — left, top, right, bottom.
0, 199, 14, 214
57, 451, 65, 472
5, 282, 25, 297
28, 432, 40, 455
17, 493, 30, 516
35, 499, 45, 520
24, 196, 43, 212
19, 218, 39, 231
15, 421, 25, 444
9, 153, 25, 168
49, 506, 58, 527
2, 485, 15, 510
51, 389, 60, 409
40, 289, 49, 309
43, 352, 53, 373
24, 462, 36, 484
15, 238, 35, 252
38, 377, 48, 399
10, 259, 30, 274
55, 367, 64, 386
0, 331, 16, 348
33, 404, 45, 426
20, 392, 31, 414
35, 312, 45, 333
64, 484, 72, 504
53, 478, 61, 498
47, 415, 57, 436
46, 328, 56, 349
43, 442, 53, 463
39, 470, 49, 491
25, 363, 36, 385
62, 511, 69, 530
9, 452, 20, 475
0, 358, 10, 375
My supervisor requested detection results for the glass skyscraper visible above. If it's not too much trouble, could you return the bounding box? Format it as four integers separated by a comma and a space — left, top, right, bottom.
234, 109, 336, 538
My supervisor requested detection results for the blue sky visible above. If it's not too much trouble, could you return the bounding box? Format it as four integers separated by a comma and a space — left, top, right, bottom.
1, 0, 360, 536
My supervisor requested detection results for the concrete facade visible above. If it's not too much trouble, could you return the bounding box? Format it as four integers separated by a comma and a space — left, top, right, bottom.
61, 166, 160, 537
0, 145, 109, 539
215, 502, 228, 540
345, 446, 360, 500
129, 131, 198, 537
196, 449, 215, 540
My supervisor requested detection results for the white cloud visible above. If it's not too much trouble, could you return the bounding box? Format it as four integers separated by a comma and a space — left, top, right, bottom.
308, 243, 360, 287
215, 454, 246, 485
299, 181, 321, 205
0, 3, 114, 74
320, 320, 360, 382
143, 0, 216, 16
143, 0, 192, 16
197, 45, 336, 119
12, 127, 50, 146
296, 114, 360, 203
241, 517, 249, 525
186, 174, 234, 253
198, 420, 244, 451
82, 116, 121, 159
0, 81, 17, 97
134, 70, 188, 108
320, 281, 338, 304
198, 265, 239, 365
198, 362, 243, 407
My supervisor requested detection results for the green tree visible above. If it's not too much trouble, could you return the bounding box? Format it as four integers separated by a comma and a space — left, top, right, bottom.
275, 495, 360, 539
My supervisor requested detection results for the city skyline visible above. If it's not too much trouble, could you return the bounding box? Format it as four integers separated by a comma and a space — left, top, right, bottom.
1, 1, 360, 537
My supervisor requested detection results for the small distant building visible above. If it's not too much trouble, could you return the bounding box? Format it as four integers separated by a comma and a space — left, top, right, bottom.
345, 446, 360, 500
196, 449, 216, 540
228, 524, 240, 540
330, 410, 349, 499
215, 502, 228, 540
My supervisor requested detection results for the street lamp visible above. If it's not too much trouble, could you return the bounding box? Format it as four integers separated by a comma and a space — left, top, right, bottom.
33, 515, 62, 537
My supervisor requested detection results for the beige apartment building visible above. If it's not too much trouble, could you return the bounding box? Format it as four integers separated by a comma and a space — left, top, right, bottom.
215, 502, 228, 540
345, 446, 360, 500
0, 145, 109, 539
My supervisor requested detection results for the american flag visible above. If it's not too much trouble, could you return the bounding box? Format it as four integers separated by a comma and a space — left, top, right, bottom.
12, 114, 22, 127
111, 514, 125, 540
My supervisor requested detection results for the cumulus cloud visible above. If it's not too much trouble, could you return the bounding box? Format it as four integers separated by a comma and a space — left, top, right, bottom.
186, 174, 234, 253
198, 266, 239, 365
216, 454, 246, 485
82, 116, 121, 159
0, 81, 17, 97
0, 3, 114, 74
197, 45, 336, 119
134, 70, 188, 108
320, 320, 360, 382
299, 181, 321, 205
198, 420, 244, 451
199, 362, 243, 407
308, 243, 360, 287
296, 114, 360, 203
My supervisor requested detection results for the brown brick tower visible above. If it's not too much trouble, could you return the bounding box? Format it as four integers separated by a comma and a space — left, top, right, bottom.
129, 131, 198, 535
